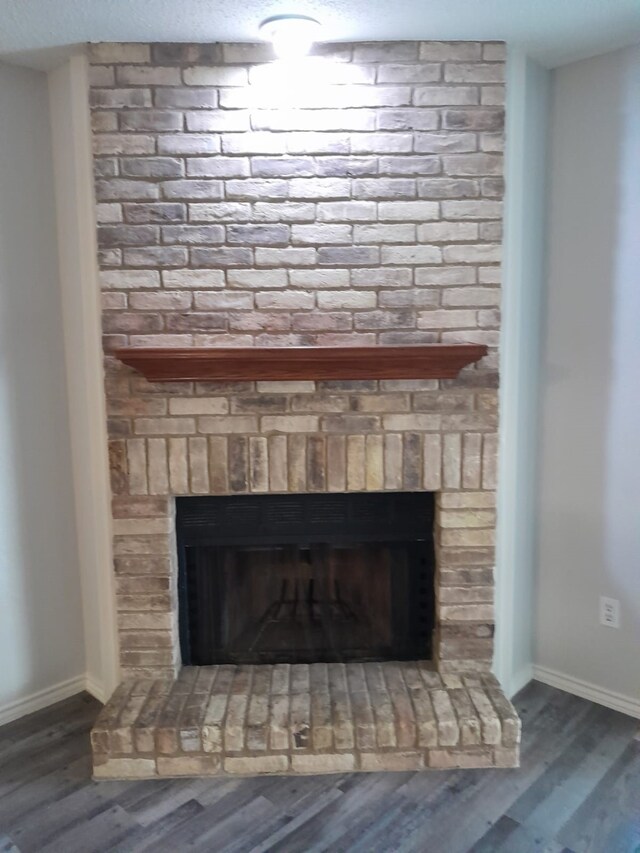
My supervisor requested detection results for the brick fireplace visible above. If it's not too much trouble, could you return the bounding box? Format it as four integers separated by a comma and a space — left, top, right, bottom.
89, 39, 519, 778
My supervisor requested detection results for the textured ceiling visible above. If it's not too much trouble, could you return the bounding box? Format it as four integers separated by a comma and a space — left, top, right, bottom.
1, 0, 639, 70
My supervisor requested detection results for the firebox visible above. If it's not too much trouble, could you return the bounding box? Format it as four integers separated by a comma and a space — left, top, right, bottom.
176, 492, 435, 666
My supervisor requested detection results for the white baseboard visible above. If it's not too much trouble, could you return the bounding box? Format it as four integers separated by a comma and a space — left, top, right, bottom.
506, 665, 534, 699
0, 675, 87, 727
0, 672, 107, 727
84, 674, 107, 704
533, 665, 640, 719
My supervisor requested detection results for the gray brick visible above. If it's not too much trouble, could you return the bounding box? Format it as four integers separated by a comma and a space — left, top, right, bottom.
119, 110, 183, 131
353, 179, 416, 200
255, 248, 317, 267
378, 289, 440, 308
162, 180, 224, 200
158, 133, 220, 155
90, 88, 152, 109
351, 268, 412, 287
377, 156, 441, 176
124, 247, 188, 267
318, 246, 379, 266
445, 63, 505, 84
186, 157, 249, 178
443, 244, 501, 263
252, 203, 316, 222
150, 43, 223, 64
94, 158, 118, 178
419, 42, 482, 62
189, 202, 251, 222
353, 43, 419, 62
161, 224, 225, 244
288, 269, 350, 288
417, 222, 478, 241
483, 43, 507, 61
418, 178, 480, 199
183, 66, 248, 86
378, 201, 439, 221
155, 88, 218, 109
226, 269, 286, 289
100, 270, 160, 290
225, 179, 288, 200
443, 154, 502, 176
191, 247, 253, 267
376, 109, 440, 131
415, 266, 476, 285
90, 43, 151, 63
291, 225, 352, 245
97, 203, 123, 223
89, 65, 115, 87
289, 178, 350, 200
381, 246, 442, 265
257, 291, 314, 310
116, 65, 182, 86
414, 132, 477, 153
377, 63, 441, 83
317, 291, 376, 309
120, 157, 184, 178
165, 313, 227, 332
481, 177, 505, 197
315, 157, 377, 177
96, 179, 159, 201
163, 269, 225, 288
195, 292, 253, 310
94, 134, 155, 156
286, 132, 350, 154
98, 224, 159, 247
251, 157, 314, 178
413, 87, 479, 106
443, 109, 505, 131
227, 224, 289, 245
441, 200, 502, 219
354, 224, 415, 244
317, 201, 376, 222
351, 133, 413, 153
124, 203, 185, 224
482, 86, 506, 106
186, 111, 251, 132
354, 310, 415, 330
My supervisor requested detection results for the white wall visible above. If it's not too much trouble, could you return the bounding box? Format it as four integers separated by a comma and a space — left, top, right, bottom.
535, 44, 640, 715
494, 51, 550, 698
49, 55, 120, 702
0, 61, 86, 722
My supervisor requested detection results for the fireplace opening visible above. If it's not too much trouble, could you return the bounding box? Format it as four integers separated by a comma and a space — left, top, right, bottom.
177, 492, 435, 666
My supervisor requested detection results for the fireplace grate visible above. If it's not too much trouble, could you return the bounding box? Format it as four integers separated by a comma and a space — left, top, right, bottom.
177, 492, 435, 666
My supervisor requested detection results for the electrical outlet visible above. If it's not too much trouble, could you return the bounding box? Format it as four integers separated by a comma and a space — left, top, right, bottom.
599, 596, 620, 628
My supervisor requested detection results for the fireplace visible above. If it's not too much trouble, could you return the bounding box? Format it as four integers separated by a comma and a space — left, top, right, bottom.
90, 39, 521, 781
177, 493, 435, 666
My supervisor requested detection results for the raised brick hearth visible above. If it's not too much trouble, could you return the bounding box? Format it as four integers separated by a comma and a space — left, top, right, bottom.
89, 39, 518, 776
93, 664, 519, 778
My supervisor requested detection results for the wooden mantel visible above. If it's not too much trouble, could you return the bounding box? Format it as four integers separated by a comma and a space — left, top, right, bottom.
114, 344, 487, 382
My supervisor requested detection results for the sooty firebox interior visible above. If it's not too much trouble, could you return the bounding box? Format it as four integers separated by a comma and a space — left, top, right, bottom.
177, 492, 435, 666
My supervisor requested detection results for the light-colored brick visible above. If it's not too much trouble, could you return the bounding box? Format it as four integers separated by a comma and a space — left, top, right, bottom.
292, 753, 355, 774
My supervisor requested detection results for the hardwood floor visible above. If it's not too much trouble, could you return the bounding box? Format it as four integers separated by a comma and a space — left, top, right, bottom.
0, 682, 638, 852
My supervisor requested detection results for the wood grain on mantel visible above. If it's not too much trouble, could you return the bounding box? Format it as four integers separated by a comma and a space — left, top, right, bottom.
114, 345, 488, 382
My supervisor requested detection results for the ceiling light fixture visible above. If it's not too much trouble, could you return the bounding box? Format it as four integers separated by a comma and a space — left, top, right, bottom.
259, 15, 321, 60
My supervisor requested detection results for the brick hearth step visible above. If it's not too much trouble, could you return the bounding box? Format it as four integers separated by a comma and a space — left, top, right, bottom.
91, 662, 520, 779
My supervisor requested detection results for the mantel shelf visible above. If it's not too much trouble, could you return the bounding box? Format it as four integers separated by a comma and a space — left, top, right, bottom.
113, 344, 488, 382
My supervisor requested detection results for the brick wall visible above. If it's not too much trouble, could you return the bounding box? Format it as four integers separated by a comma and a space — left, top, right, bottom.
89, 41, 504, 679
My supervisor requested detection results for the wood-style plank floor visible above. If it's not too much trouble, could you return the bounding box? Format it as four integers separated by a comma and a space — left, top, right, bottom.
0, 682, 638, 852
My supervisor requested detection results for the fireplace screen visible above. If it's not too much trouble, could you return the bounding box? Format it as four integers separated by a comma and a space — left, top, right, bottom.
177, 493, 435, 666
